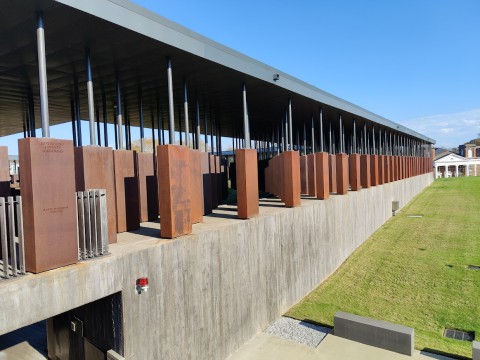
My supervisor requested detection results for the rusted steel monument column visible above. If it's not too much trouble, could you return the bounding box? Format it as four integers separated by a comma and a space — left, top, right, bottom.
236, 84, 259, 218
157, 59, 193, 238
0, 146, 10, 197
315, 152, 330, 199
300, 155, 308, 194
19, 13, 77, 273
280, 99, 301, 207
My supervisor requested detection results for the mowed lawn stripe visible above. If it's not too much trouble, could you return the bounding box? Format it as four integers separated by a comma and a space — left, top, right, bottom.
286, 177, 480, 358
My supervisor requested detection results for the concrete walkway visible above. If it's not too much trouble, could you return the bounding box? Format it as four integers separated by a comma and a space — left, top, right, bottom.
227, 332, 454, 360
0, 341, 46, 360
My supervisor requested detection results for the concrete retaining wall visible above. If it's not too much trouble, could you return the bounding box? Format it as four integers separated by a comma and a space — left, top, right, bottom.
0, 173, 433, 359
334, 311, 414, 356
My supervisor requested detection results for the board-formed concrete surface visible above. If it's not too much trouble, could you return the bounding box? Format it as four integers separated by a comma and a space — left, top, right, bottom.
0, 174, 433, 359
334, 311, 414, 356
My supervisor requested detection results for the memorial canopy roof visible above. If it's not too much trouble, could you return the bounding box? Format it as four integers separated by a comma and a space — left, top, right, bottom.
0, 0, 435, 144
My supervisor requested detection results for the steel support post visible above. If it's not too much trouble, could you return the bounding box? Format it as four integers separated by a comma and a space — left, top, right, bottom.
86, 49, 96, 145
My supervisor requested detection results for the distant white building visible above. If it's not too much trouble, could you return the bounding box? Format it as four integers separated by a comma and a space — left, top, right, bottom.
434, 152, 480, 178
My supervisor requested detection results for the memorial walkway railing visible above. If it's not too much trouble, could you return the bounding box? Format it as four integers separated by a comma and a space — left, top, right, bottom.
76, 189, 109, 260
0, 196, 25, 279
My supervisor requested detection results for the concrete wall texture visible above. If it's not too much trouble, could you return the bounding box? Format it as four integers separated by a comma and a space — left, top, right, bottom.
0, 173, 433, 359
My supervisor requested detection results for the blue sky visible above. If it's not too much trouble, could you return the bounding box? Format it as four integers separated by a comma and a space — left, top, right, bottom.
130, 0, 480, 149
1, 0, 479, 153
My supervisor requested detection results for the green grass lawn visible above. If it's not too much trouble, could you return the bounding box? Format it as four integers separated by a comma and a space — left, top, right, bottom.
286, 177, 480, 358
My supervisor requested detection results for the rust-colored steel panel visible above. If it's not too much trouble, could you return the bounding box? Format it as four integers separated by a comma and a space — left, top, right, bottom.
383, 156, 390, 183
264, 165, 271, 194
329, 154, 337, 194
0, 146, 9, 197
370, 155, 379, 186
389, 156, 394, 181
136, 152, 158, 222
19, 138, 78, 273
157, 145, 192, 239
300, 155, 308, 195
282, 151, 301, 207
336, 153, 349, 195
348, 154, 361, 191
114, 150, 140, 233
209, 154, 219, 209
307, 153, 317, 197
315, 152, 329, 200
201, 152, 212, 215
74, 146, 117, 244
378, 155, 384, 185
189, 149, 204, 224
236, 149, 259, 219
0, 146, 9, 181
360, 154, 371, 189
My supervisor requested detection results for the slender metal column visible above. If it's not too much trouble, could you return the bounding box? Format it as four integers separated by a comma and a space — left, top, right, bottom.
311, 116, 315, 154
70, 99, 77, 146
204, 110, 208, 152
353, 119, 357, 153
86, 49, 96, 145
178, 107, 183, 146
195, 99, 201, 150
151, 113, 156, 156
328, 122, 332, 154
138, 91, 145, 152
75, 83, 82, 146
23, 117, 27, 138
210, 118, 214, 153
167, 58, 175, 144
184, 82, 190, 148
116, 78, 123, 149
363, 123, 367, 154
96, 106, 101, 146
339, 115, 343, 153
288, 99, 293, 151
113, 105, 118, 149
36, 13, 50, 138
124, 101, 129, 150
102, 92, 108, 147
372, 126, 376, 155
303, 123, 307, 155
280, 119, 285, 152
28, 94, 36, 137
156, 102, 162, 145
296, 129, 300, 153
242, 83, 250, 149
319, 109, 324, 152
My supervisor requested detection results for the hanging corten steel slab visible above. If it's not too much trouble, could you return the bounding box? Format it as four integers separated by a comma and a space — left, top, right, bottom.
74, 146, 117, 243
307, 153, 316, 197
137, 152, 158, 222
189, 149, 203, 224
349, 154, 361, 191
336, 153, 349, 195
19, 138, 78, 273
236, 149, 259, 219
157, 145, 192, 239
315, 152, 329, 200
113, 150, 140, 233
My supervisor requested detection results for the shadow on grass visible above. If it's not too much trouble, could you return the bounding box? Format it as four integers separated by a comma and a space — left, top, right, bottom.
421, 348, 470, 360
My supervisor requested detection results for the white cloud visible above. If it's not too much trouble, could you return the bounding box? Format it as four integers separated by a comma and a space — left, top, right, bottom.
399, 108, 480, 149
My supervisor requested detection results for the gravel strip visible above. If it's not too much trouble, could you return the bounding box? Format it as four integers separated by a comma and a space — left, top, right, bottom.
264, 317, 331, 347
